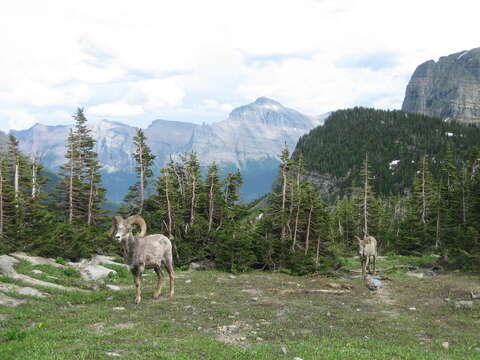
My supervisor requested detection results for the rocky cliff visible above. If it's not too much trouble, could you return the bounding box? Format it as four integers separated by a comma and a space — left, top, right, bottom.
402, 47, 480, 123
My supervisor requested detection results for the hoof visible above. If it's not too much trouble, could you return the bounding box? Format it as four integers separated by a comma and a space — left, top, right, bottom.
134, 298, 141, 304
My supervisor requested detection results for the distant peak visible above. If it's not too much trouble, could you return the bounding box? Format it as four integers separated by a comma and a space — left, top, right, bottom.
253, 97, 282, 106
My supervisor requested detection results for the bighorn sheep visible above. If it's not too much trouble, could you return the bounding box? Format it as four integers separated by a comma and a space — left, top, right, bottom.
356, 235, 377, 278
110, 215, 174, 304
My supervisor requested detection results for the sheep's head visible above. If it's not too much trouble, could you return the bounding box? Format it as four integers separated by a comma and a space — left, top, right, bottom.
355, 236, 366, 257
109, 215, 147, 243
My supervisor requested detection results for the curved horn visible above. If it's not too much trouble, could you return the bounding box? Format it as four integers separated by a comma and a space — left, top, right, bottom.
108, 216, 124, 236
355, 236, 362, 243
127, 215, 147, 237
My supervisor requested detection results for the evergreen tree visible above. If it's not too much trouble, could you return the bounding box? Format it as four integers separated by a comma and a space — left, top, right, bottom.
122, 128, 155, 215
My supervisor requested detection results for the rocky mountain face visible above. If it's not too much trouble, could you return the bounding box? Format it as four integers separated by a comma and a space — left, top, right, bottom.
11, 98, 326, 202
402, 47, 480, 123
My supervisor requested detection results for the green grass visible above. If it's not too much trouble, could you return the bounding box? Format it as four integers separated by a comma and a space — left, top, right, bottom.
0, 256, 479, 359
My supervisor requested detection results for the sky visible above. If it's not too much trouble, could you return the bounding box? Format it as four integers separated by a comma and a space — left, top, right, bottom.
0, 0, 478, 132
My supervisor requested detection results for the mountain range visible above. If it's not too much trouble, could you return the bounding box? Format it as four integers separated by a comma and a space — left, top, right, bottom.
10, 97, 327, 202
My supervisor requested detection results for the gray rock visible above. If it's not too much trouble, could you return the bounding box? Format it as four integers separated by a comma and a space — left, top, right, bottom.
402, 47, 480, 123
10, 252, 65, 268
0, 255, 18, 276
105, 284, 121, 291
0, 283, 48, 298
32, 269, 43, 275
0, 292, 25, 307
69, 263, 116, 281
406, 271, 424, 279
454, 300, 473, 309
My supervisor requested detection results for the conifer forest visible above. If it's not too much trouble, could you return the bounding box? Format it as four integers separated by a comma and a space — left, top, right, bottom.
1, 107, 478, 273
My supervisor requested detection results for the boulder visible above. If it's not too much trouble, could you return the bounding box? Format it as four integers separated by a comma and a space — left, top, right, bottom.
454, 301, 473, 309
0, 283, 48, 298
0, 292, 26, 307
76, 264, 116, 282
0, 255, 18, 276
90, 255, 128, 268
10, 252, 65, 268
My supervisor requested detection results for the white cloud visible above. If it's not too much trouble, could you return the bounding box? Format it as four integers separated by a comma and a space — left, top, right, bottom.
0, 0, 479, 131
133, 77, 186, 108
89, 102, 144, 116
0, 109, 38, 132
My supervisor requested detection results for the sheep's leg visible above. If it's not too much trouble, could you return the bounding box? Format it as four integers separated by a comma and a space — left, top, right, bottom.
372, 255, 376, 275
132, 269, 142, 304
364, 256, 370, 277
361, 257, 366, 278
165, 258, 175, 297
153, 266, 163, 299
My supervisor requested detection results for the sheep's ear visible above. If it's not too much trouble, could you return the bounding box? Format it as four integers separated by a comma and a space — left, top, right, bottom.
355, 236, 362, 243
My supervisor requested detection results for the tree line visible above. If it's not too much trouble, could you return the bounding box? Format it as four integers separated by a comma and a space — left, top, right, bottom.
0, 108, 478, 272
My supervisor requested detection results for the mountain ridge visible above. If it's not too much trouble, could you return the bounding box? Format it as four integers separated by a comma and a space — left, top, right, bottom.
10, 97, 326, 202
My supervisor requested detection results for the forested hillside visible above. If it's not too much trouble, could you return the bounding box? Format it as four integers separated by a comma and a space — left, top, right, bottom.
293, 108, 480, 197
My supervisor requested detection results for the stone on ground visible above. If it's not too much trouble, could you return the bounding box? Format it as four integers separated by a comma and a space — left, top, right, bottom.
0, 292, 26, 307
0, 283, 48, 298
76, 264, 116, 281
10, 252, 65, 268
13, 274, 89, 293
0, 255, 19, 276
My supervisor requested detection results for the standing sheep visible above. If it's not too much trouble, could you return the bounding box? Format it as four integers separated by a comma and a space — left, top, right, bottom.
356, 235, 377, 278
110, 215, 175, 304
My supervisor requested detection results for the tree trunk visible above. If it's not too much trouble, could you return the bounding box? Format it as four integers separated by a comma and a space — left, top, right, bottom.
139, 141, 144, 214
14, 161, 19, 208
165, 171, 173, 237
315, 234, 321, 266
68, 140, 74, 224
190, 175, 196, 226
0, 165, 3, 235
31, 156, 37, 199
363, 154, 369, 237
281, 161, 288, 239
87, 167, 94, 226
305, 204, 313, 255
421, 158, 426, 224
208, 174, 214, 231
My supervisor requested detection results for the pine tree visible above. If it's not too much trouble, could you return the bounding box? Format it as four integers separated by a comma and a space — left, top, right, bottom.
123, 128, 155, 215
57, 108, 105, 225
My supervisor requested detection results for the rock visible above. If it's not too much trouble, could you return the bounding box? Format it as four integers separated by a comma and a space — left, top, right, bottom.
185, 279, 192, 284
442, 342, 449, 350
112, 307, 125, 311
454, 301, 473, 309
402, 47, 480, 123
406, 271, 424, 279
105, 284, 121, 291
0, 255, 19, 276
0, 292, 25, 307
294, 357, 304, 360
188, 261, 214, 271
76, 264, 116, 281
10, 252, 65, 268
228, 275, 237, 279
471, 289, 480, 300
13, 274, 89, 293
90, 255, 129, 269
32, 269, 43, 275
409, 307, 417, 311
0, 283, 48, 298
251, 297, 259, 302
105, 352, 121, 357
281, 346, 288, 355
